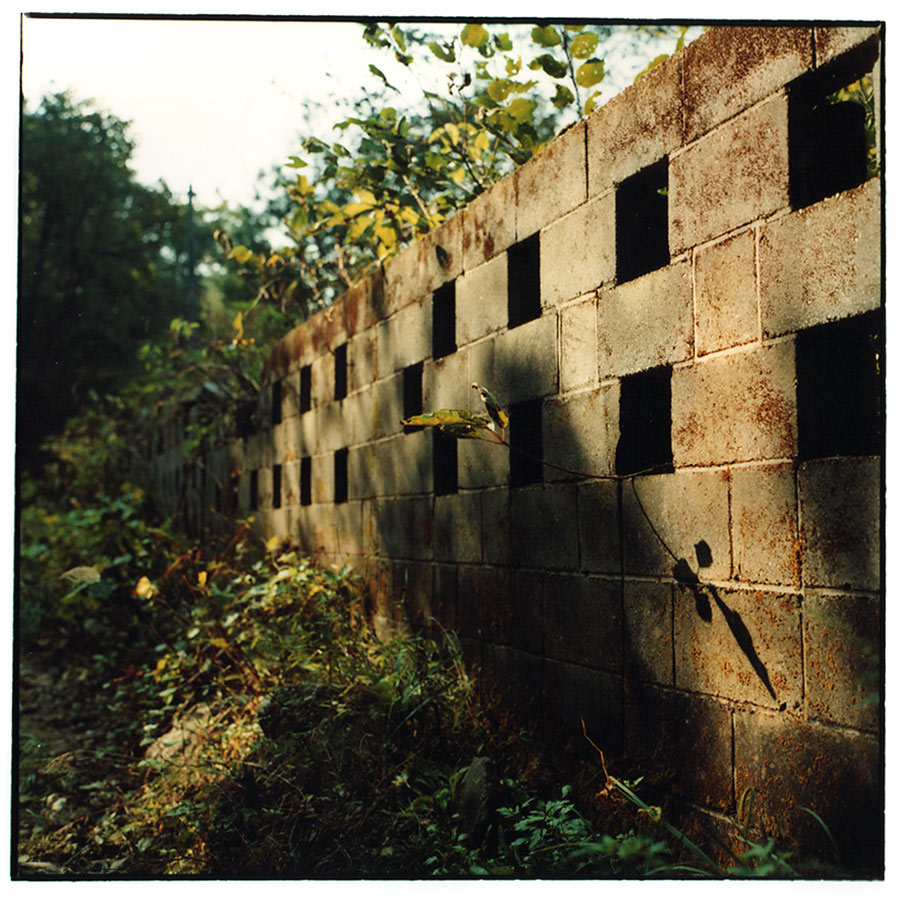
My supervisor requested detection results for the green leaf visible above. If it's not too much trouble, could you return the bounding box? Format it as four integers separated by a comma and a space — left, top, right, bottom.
506, 97, 536, 123
533, 53, 568, 79
401, 409, 494, 439
576, 58, 605, 88
285, 155, 307, 169
531, 25, 561, 47
584, 90, 602, 115
428, 41, 456, 63
551, 83, 575, 109
228, 245, 254, 264
461, 24, 489, 48
368, 64, 399, 92
569, 31, 599, 59
494, 32, 513, 52
487, 78, 513, 103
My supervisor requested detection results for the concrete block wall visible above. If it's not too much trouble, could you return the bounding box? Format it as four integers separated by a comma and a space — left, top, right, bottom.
148, 25, 883, 868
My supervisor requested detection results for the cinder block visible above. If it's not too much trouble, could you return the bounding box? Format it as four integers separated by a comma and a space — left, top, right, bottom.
804, 590, 880, 731
383, 214, 463, 315
758, 179, 881, 338
458, 435, 508, 490
597, 260, 692, 378
587, 51, 683, 194
540, 193, 615, 307
469, 312, 558, 404
348, 442, 378, 501
623, 580, 673, 686
457, 564, 511, 643
347, 328, 377, 395
694, 228, 759, 356
543, 386, 617, 482
314, 399, 352, 453
432, 563, 458, 633
515, 119, 586, 240
434, 491, 482, 563
281, 370, 300, 419
282, 460, 300, 508
367, 374, 404, 441
244, 432, 262, 470
480, 644, 542, 732
392, 560, 434, 627
543, 660, 623, 753
671, 341, 797, 467
622, 469, 731, 579
731, 462, 800, 587
311, 453, 334, 506
670, 93, 790, 252
674, 584, 802, 709
683, 26, 812, 142
375, 300, 431, 379
508, 570, 542, 654
799, 456, 881, 592
462, 171, 517, 270
369, 496, 433, 560
626, 687, 733, 811
342, 267, 386, 336
388, 431, 432, 496
577, 479, 620, 574
559, 295, 599, 392
310, 352, 335, 408
511, 483, 579, 571
424, 347, 470, 412
455, 254, 508, 346
814, 25, 881, 66
733, 710, 881, 870
482, 487, 511, 566
543, 574, 622, 673
334, 500, 363, 557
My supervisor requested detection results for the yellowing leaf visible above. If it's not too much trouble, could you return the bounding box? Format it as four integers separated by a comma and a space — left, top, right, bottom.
135, 576, 156, 599
60, 565, 101, 584
356, 188, 377, 205
444, 122, 460, 146
228, 245, 253, 264
197, 571, 207, 587
265, 536, 281, 553
576, 58, 605, 88
506, 98, 536, 123
461, 23, 488, 48
569, 31, 599, 59
232, 311, 244, 342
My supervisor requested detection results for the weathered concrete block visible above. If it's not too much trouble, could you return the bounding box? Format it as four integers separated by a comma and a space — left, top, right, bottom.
480, 643, 542, 732
623, 580, 673, 686
511, 483, 579, 571
515, 119, 586, 240
731, 462, 800, 587
814, 25, 881, 66
622, 469, 731, 580
282, 460, 299, 508
342, 267, 386, 336
462, 171, 517, 269
434, 492, 482, 563
543, 660, 623, 753
370, 496, 433, 560
311, 453, 334, 506
432, 563, 458, 633
758, 179, 881, 338
587, 51, 683, 194
507, 570, 542, 655
458, 435, 508, 490
334, 500, 363, 557
674, 584, 802, 709
375, 300, 431, 379
804, 590, 880, 731
799, 456, 881, 592
455, 255, 508, 346
671, 341, 797, 467
670, 93, 790, 252
577, 479, 620, 574
733, 710, 881, 870
540, 193, 615, 307
683, 26, 812, 142
367, 374, 404, 441
597, 260, 692, 378
626, 686, 733, 811
310, 352, 335, 408
559, 295, 599, 392
383, 214, 463, 315
348, 443, 378, 501
347, 328, 377, 395
392, 560, 434, 627
468, 313, 558, 404
314, 399, 352, 453
543, 386, 617, 482
457, 564, 511, 644
543, 574, 622, 673
482, 487, 511, 566
694, 228, 759, 356
385, 431, 432, 496
281, 370, 300, 420
424, 347, 470, 412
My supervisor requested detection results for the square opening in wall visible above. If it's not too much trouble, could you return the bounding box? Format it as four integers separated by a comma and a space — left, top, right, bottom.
509, 397, 543, 487
616, 157, 669, 285
271, 380, 282, 425
300, 456, 312, 506
300, 364, 312, 413
433, 430, 458, 496
403, 361, 424, 433
433, 281, 456, 359
796, 309, 883, 460
788, 42, 878, 210
334, 344, 348, 401
249, 469, 259, 511
272, 464, 282, 509
616, 366, 673, 476
334, 448, 349, 504
508, 233, 541, 328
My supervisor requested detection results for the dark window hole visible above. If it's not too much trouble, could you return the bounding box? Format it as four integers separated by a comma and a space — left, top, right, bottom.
300, 456, 312, 506
300, 364, 312, 413
433, 281, 456, 359
249, 469, 259, 511
433, 430, 458, 496
508, 233, 541, 328
403, 361, 424, 433
271, 380, 282, 426
334, 344, 348, 401
334, 448, 349, 504
616, 157, 669, 285
616, 365, 673, 476
509, 397, 543, 487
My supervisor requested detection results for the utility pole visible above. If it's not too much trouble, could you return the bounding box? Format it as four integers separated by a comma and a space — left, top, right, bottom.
186, 184, 198, 321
